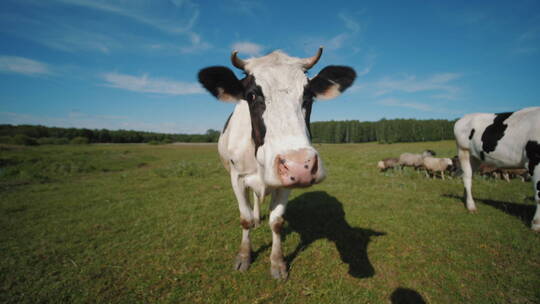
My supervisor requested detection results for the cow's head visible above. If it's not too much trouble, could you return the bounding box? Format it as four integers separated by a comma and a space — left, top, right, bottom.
198, 48, 356, 188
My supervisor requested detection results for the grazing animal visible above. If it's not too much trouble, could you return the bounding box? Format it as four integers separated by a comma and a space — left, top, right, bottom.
198, 48, 356, 278
450, 155, 462, 176
377, 157, 399, 171
478, 163, 529, 182
454, 107, 540, 231
499, 168, 529, 182
422, 157, 453, 180
398, 150, 436, 169
478, 163, 498, 177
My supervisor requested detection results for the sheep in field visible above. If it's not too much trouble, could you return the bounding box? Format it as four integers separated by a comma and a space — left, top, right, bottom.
377, 157, 400, 171
422, 157, 453, 180
398, 150, 436, 169
499, 168, 530, 182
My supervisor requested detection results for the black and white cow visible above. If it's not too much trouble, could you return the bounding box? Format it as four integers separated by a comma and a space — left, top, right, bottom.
454, 107, 540, 231
198, 48, 356, 279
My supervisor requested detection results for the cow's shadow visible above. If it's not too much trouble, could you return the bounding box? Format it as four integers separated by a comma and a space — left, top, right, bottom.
390, 287, 427, 304
444, 194, 536, 228
282, 191, 386, 278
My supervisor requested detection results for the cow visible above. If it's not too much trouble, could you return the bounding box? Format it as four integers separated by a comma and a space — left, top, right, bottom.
454, 107, 540, 231
197, 48, 356, 279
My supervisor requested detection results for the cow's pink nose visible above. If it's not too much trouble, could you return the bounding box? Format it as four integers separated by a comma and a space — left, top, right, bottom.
276, 149, 319, 187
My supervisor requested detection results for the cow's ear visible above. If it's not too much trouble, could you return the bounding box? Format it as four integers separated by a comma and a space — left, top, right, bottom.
309, 66, 356, 100
198, 66, 244, 102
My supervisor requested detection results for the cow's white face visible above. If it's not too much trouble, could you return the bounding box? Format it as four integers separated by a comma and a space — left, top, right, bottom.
198, 49, 356, 188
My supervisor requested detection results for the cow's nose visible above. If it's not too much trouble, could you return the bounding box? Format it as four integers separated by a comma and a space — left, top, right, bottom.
276, 149, 319, 187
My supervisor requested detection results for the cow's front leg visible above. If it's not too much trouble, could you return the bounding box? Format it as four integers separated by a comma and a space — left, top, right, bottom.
458, 148, 478, 212
269, 188, 291, 280
252, 191, 262, 227
231, 171, 254, 271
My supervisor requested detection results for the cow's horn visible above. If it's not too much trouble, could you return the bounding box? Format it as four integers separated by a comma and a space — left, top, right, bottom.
231, 50, 246, 70
303, 47, 323, 70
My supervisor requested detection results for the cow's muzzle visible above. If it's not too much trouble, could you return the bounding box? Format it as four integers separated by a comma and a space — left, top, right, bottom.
275, 148, 322, 188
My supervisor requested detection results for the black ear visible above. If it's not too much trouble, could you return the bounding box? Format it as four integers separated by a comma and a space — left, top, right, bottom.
309, 66, 356, 100
198, 66, 244, 102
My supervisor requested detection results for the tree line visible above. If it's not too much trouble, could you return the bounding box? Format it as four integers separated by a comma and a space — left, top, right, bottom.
310, 118, 456, 144
0, 124, 220, 145
0, 118, 456, 146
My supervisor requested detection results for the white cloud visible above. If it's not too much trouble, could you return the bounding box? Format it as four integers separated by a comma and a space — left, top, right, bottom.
180, 33, 212, 53
231, 41, 264, 56
339, 13, 361, 34
102, 72, 204, 95
2, 0, 210, 54
300, 13, 362, 53
358, 73, 462, 98
0, 56, 52, 76
226, 0, 265, 16
378, 98, 433, 112
514, 27, 540, 55
55, 0, 199, 33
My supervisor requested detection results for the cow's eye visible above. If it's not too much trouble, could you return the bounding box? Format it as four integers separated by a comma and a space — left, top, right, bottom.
246, 92, 256, 102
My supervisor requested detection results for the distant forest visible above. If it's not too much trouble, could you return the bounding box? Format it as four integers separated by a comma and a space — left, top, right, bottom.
310, 119, 456, 144
0, 118, 456, 146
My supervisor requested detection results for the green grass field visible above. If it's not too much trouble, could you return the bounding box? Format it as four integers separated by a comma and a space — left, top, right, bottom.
1, 141, 539, 303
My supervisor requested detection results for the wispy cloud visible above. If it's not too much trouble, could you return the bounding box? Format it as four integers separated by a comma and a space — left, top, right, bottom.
180, 32, 212, 53
514, 27, 540, 55
378, 98, 433, 112
357, 51, 377, 77
0, 56, 52, 76
358, 73, 462, 98
58, 0, 210, 53
300, 12, 362, 53
226, 0, 265, 16
339, 13, 361, 34
102, 72, 204, 95
1, 0, 209, 54
456, 10, 487, 26
231, 41, 264, 56
56, 0, 199, 33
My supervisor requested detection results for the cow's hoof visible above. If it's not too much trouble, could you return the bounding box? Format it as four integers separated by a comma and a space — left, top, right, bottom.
467, 207, 477, 213
532, 222, 540, 232
234, 254, 251, 272
270, 262, 288, 280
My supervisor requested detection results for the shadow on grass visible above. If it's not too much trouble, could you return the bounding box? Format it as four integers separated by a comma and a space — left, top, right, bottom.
444, 194, 536, 228
283, 191, 386, 278
390, 287, 427, 304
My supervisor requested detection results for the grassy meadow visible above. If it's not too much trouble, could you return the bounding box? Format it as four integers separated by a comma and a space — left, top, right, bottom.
1, 141, 539, 303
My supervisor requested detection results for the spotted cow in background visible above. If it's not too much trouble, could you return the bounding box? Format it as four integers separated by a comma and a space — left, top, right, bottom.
454, 107, 540, 231
198, 48, 356, 278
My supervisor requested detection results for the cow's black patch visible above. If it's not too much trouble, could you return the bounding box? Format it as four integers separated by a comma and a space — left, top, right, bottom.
481, 112, 513, 153
302, 86, 315, 140
480, 151, 485, 161
536, 181, 540, 191
469, 128, 475, 140
198, 66, 243, 100
309, 66, 356, 97
525, 140, 540, 175
242, 76, 266, 154
222, 112, 233, 133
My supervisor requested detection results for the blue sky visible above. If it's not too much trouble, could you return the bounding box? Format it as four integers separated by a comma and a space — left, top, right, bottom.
0, 0, 539, 134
